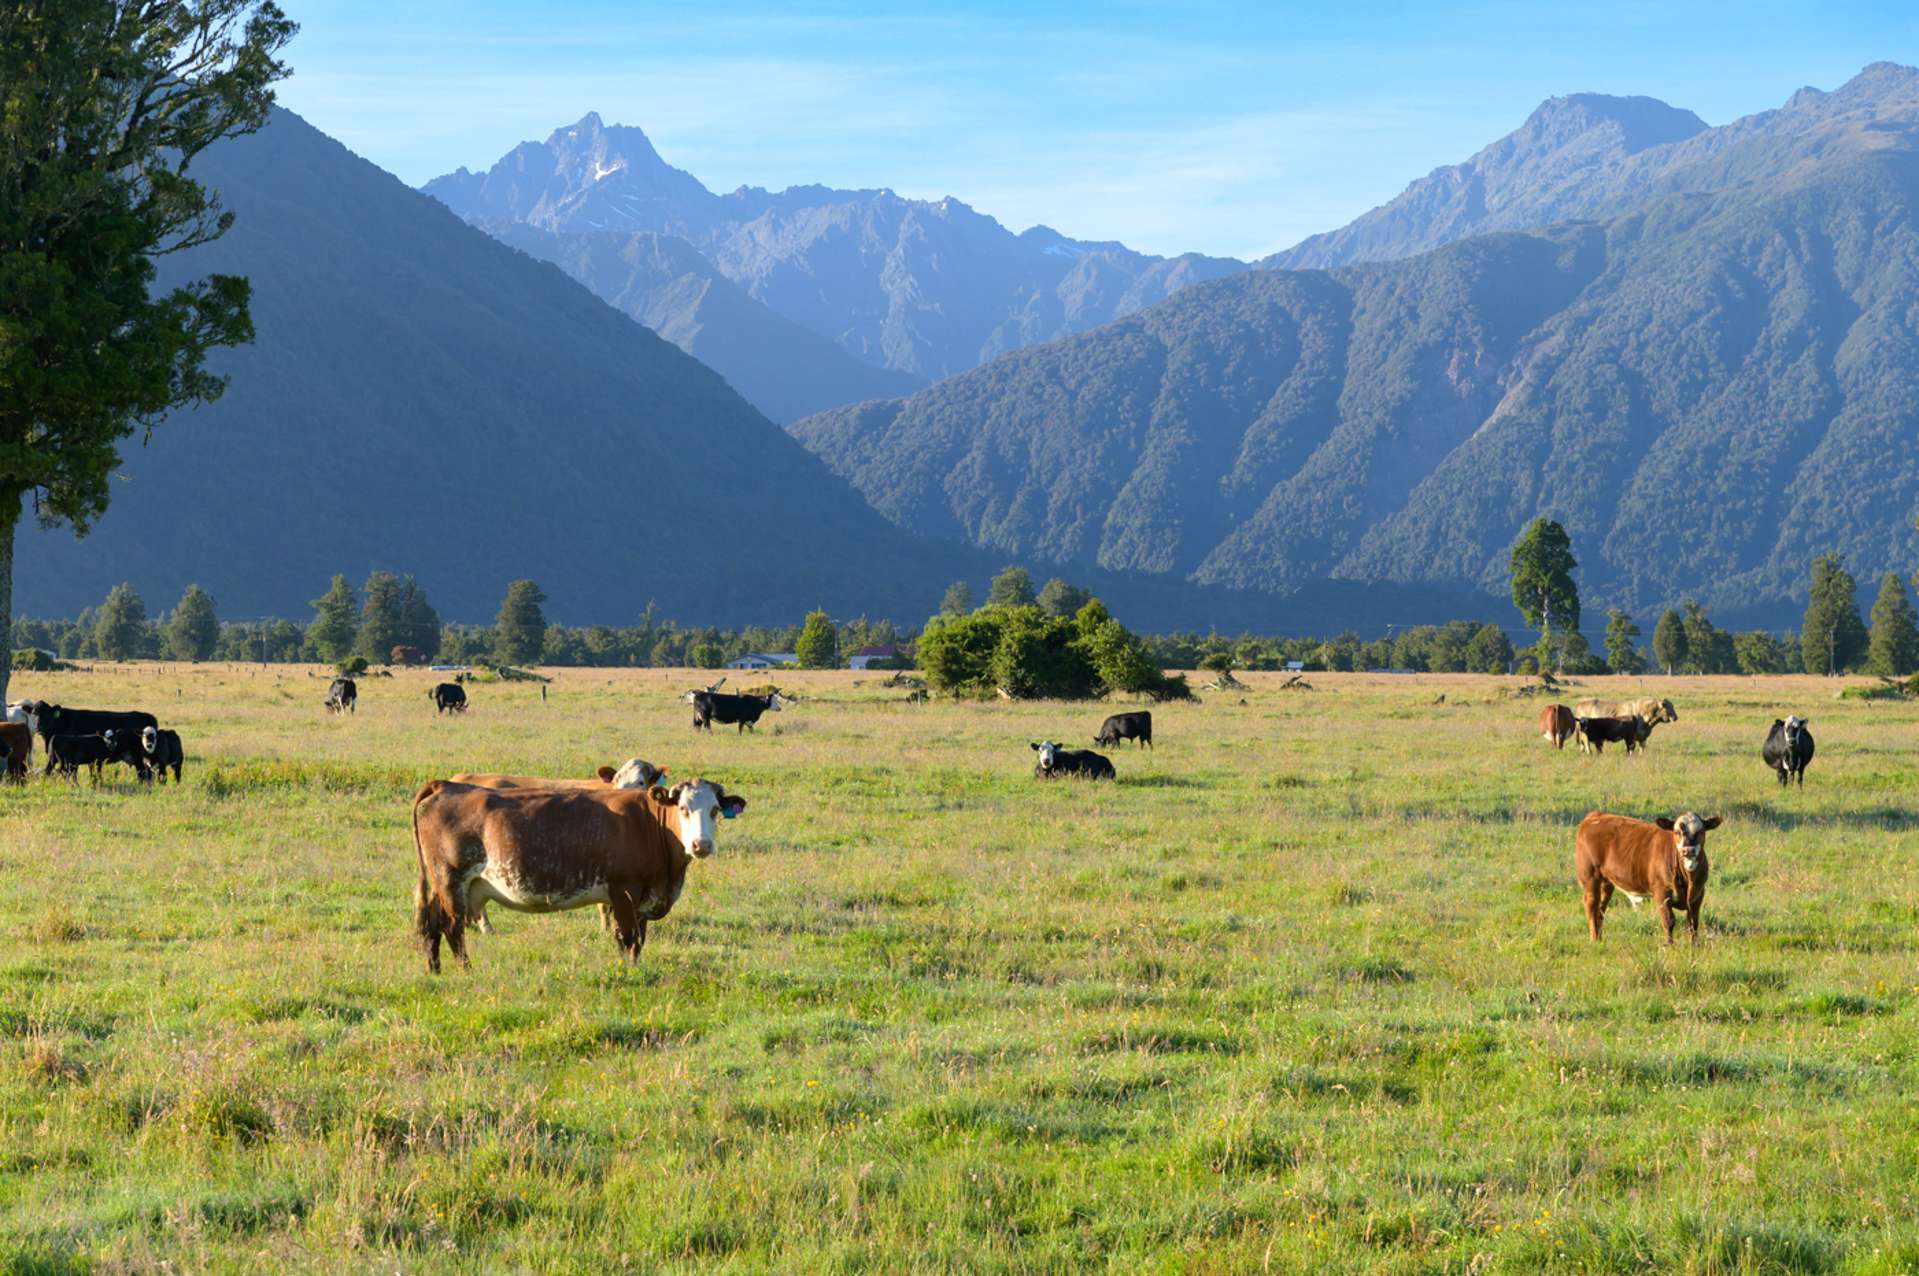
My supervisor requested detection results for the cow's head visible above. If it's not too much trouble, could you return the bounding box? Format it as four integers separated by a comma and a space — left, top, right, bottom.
1784, 715, 1809, 746
1655, 812, 1720, 874
653, 779, 747, 857
1030, 741, 1059, 771
1657, 699, 1679, 724
765, 692, 787, 712
141, 726, 158, 755
608, 758, 665, 789
26, 703, 52, 735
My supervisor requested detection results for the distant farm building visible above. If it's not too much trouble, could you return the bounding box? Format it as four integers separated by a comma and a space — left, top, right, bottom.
848, 644, 902, 670
725, 652, 797, 670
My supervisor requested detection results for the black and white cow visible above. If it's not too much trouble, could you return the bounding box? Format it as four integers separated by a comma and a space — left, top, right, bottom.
430, 682, 468, 714
324, 678, 357, 714
141, 727, 184, 785
1095, 710, 1153, 749
1031, 740, 1116, 780
1763, 716, 1814, 786
28, 703, 158, 751
45, 730, 148, 782
686, 689, 786, 733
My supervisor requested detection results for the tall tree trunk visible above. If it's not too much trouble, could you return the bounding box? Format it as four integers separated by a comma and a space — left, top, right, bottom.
0, 491, 16, 706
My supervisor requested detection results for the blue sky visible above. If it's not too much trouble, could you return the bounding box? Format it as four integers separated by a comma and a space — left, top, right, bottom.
279, 1, 1919, 259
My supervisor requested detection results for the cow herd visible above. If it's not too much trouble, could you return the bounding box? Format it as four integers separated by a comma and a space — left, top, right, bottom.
2, 700, 184, 785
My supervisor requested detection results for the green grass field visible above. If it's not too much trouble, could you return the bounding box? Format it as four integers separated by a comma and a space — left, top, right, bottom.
2, 664, 1916, 1273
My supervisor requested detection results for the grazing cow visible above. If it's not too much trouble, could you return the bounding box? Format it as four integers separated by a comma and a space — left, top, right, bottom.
1030, 740, 1116, 780
324, 678, 357, 714
1575, 810, 1720, 944
430, 682, 468, 714
1539, 704, 1576, 749
687, 689, 785, 733
140, 727, 184, 785
1095, 710, 1153, 749
1574, 715, 1647, 755
411, 777, 747, 971
0, 722, 27, 781
27, 703, 158, 751
45, 730, 148, 783
1762, 716, 1814, 786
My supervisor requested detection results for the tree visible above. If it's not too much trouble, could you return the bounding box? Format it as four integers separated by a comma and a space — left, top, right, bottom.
93, 583, 149, 661
164, 584, 219, 662
796, 610, 840, 669
1465, 625, 1515, 674
1866, 572, 1919, 677
1680, 600, 1736, 674
356, 571, 406, 662
1733, 630, 1791, 676
308, 575, 358, 663
1652, 609, 1687, 676
1036, 577, 1092, 618
985, 565, 1036, 608
1509, 519, 1579, 672
1802, 552, 1868, 675
1604, 610, 1646, 675
0, 2, 297, 704
494, 579, 548, 666
397, 576, 441, 661
939, 581, 973, 616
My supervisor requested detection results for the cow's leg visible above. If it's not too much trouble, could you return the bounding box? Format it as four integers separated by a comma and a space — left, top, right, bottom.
607, 891, 642, 962
1582, 876, 1610, 940
444, 913, 470, 968
1687, 901, 1702, 944
1658, 898, 1676, 945
598, 903, 615, 932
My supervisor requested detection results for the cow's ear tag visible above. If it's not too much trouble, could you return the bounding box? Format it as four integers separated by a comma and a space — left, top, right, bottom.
721, 807, 739, 819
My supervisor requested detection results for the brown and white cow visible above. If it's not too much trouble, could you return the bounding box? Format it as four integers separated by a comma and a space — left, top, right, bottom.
410, 777, 745, 971
1574, 810, 1719, 944
1539, 704, 1576, 749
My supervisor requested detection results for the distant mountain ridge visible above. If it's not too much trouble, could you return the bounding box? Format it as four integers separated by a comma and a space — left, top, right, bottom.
424, 113, 1246, 400
792, 64, 1919, 623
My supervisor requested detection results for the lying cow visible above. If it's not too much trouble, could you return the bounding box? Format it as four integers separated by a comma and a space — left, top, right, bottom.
1575, 715, 1648, 755
430, 682, 468, 714
687, 689, 785, 733
1095, 710, 1153, 749
141, 727, 184, 785
1031, 740, 1115, 780
0, 722, 30, 781
1762, 716, 1814, 786
411, 776, 746, 971
45, 730, 149, 783
1575, 810, 1719, 944
324, 678, 357, 714
1538, 704, 1576, 750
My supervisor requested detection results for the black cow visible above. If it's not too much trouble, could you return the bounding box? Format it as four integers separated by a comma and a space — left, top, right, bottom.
430, 682, 468, 714
141, 727, 184, 785
688, 689, 785, 733
28, 703, 158, 751
1031, 740, 1116, 780
324, 678, 357, 714
1575, 716, 1647, 755
1095, 710, 1153, 749
1763, 716, 1814, 786
45, 730, 148, 783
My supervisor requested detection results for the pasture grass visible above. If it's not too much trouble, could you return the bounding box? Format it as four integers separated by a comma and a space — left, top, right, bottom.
1, 663, 1916, 1272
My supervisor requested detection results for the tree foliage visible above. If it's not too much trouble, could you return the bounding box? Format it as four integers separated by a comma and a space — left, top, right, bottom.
985, 566, 1035, 608
164, 583, 219, 661
1652, 609, 1687, 675
938, 581, 972, 616
1509, 519, 1579, 665
1604, 610, 1646, 675
1866, 572, 1919, 677
308, 575, 357, 663
796, 610, 840, 669
1802, 552, 1868, 675
0, 0, 295, 701
1036, 578, 1092, 618
494, 579, 548, 666
93, 582, 148, 661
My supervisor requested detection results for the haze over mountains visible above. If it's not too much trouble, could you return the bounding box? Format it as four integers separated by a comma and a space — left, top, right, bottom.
792, 63, 1919, 625
423, 114, 1244, 418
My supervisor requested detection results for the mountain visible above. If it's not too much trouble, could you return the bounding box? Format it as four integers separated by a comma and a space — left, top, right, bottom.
13, 108, 968, 625
1267, 93, 1708, 269
424, 113, 1246, 385
792, 65, 1919, 622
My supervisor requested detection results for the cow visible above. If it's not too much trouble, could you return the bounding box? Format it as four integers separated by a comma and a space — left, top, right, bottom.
1575, 810, 1720, 944
0, 722, 27, 782
686, 689, 785, 733
45, 730, 148, 783
3, 701, 30, 725
1030, 740, 1116, 780
430, 682, 468, 714
1574, 697, 1677, 748
324, 678, 357, 714
1763, 716, 1814, 786
140, 727, 184, 785
1095, 710, 1153, 750
410, 776, 747, 972
1539, 704, 1576, 750
1574, 715, 1647, 755
27, 703, 159, 752
391, 645, 427, 666
449, 760, 668, 933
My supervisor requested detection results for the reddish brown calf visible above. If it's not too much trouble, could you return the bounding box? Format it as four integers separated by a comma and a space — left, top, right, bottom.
0, 722, 29, 782
1539, 704, 1575, 749
1575, 811, 1719, 944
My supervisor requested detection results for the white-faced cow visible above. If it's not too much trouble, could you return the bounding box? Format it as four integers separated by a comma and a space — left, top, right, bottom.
324, 678, 357, 714
1031, 740, 1115, 780
140, 727, 184, 784
1095, 711, 1153, 749
411, 776, 746, 971
1575, 810, 1720, 944
1762, 716, 1814, 786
